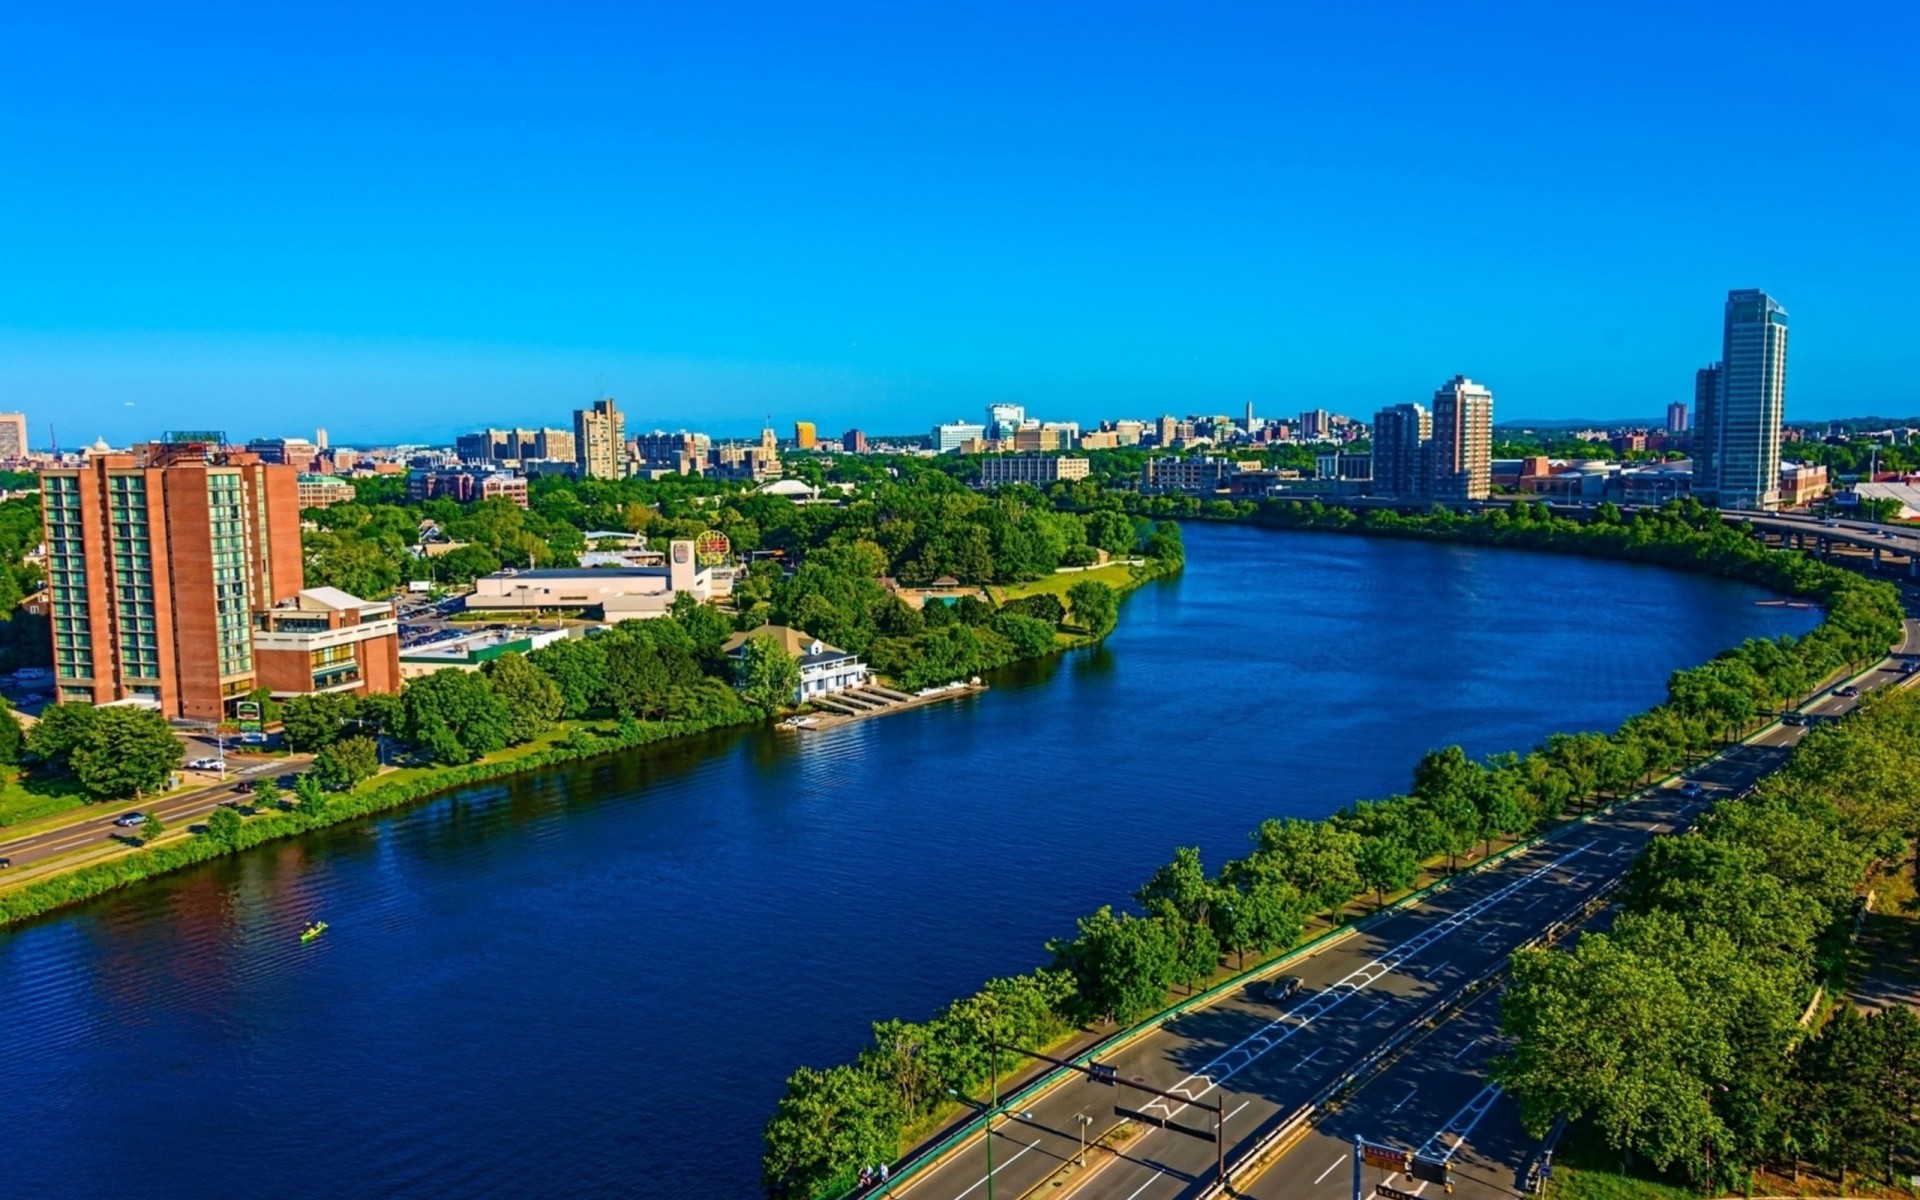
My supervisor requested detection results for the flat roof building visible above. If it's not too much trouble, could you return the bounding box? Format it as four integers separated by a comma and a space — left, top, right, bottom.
1430, 376, 1493, 501
465, 540, 712, 621
978, 455, 1092, 487
574, 398, 627, 480
42, 441, 304, 720
253, 587, 402, 700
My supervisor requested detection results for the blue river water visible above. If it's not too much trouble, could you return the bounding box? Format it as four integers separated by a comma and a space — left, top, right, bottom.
0, 524, 1817, 1197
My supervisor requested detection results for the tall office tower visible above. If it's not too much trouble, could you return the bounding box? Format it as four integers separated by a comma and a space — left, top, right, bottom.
842, 429, 868, 453
1429, 375, 1494, 501
0, 413, 26, 460
315, 428, 329, 451
793, 421, 818, 450
1244, 400, 1255, 431
41, 440, 304, 721
1298, 409, 1330, 440
1695, 289, 1788, 510
1666, 401, 1689, 435
1370, 403, 1433, 499
573, 398, 626, 479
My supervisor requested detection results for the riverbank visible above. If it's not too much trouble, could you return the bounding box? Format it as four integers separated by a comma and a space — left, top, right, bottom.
0, 557, 1177, 928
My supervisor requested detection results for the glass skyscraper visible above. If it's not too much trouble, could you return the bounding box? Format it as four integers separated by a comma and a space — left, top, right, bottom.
1693, 289, 1787, 510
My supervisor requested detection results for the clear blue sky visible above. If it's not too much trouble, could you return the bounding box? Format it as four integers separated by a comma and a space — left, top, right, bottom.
3, 1, 1915, 446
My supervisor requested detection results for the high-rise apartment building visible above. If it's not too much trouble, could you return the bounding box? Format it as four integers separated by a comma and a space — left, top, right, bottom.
573, 398, 627, 479
1692, 289, 1787, 510
1370, 403, 1433, 499
841, 429, 868, 454
0, 413, 28, 461
987, 403, 1026, 437
1666, 401, 1689, 434
1299, 410, 1331, 441
1429, 376, 1494, 501
633, 431, 709, 475
793, 421, 818, 450
42, 440, 305, 720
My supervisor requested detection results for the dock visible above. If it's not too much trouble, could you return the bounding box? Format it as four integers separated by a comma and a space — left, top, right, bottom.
777, 681, 987, 732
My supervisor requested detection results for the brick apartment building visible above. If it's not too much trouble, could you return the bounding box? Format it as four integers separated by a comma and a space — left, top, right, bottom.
42, 440, 306, 721
253, 587, 402, 700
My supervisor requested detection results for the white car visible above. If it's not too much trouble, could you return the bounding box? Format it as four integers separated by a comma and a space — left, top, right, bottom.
186, 757, 226, 771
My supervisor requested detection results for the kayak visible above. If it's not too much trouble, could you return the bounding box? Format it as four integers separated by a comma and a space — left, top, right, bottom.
300, 921, 328, 943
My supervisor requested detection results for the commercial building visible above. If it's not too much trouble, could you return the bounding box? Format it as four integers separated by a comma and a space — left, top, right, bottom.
465, 540, 713, 621
842, 429, 869, 454
41, 439, 304, 720
1430, 376, 1493, 501
296, 473, 357, 508
977, 455, 1092, 487
933, 420, 988, 453
397, 627, 568, 679
406, 469, 530, 507
574, 398, 627, 479
245, 437, 320, 468
1371, 403, 1433, 500
986, 403, 1026, 437
713, 443, 781, 481
1693, 289, 1788, 510
253, 587, 402, 700
793, 421, 818, 450
722, 624, 869, 704
1778, 461, 1829, 508
633, 431, 710, 476
1298, 410, 1331, 441
0, 413, 27, 461
456, 427, 576, 466
1666, 401, 1689, 434
1140, 456, 1249, 494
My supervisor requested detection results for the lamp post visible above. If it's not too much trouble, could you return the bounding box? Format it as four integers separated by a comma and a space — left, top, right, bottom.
1074, 1111, 1093, 1167
946, 1059, 1031, 1200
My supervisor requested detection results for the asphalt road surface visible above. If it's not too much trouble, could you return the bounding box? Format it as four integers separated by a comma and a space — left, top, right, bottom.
895, 617, 1920, 1200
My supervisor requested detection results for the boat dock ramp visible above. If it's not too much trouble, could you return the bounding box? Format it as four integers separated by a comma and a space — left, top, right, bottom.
778, 680, 986, 732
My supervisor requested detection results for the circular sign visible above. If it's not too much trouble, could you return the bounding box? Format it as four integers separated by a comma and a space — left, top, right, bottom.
694, 529, 731, 566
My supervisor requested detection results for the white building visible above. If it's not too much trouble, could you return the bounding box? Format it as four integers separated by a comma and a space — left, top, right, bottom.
933, 420, 988, 453
465, 539, 711, 621
722, 625, 870, 703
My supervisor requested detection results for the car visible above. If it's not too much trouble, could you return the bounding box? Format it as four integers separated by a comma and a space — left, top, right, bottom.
112, 813, 147, 828
186, 757, 226, 771
1261, 974, 1304, 1004
234, 780, 254, 794
1782, 712, 1806, 726
1902, 661, 1918, 676
1835, 685, 1860, 698
1680, 781, 1705, 798
0, 857, 11, 868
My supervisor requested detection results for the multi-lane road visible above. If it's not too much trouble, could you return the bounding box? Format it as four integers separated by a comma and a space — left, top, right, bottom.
892, 610, 1919, 1200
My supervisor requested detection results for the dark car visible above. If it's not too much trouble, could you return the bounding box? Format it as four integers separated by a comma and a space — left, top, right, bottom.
234, 780, 254, 794
1782, 712, 1806, 726
1261, 975, 1304, 1004
1836, 685, 1860, 698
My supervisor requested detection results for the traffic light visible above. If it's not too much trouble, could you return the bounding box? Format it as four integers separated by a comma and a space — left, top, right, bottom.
1410, 1155, 1453, 1192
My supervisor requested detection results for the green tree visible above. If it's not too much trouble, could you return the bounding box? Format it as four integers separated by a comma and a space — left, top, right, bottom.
526, 637, 609, 719
204, 804, 244, 847
250, 778, 282, 809
311, 735, 381, 791
737, 634, 802, 712
140, 809, 165, 842
485, 652, 564, 743
760, 1063, 902, 1199
1065, 579, 1120, 637
279, 691, 359, 751
1048, 905, 1180, 1025
1356, 836, 1417, 908
24, 701, 101, 768
400, 669, 512, 763
294, 772, 332, 819
69, 708, 184, 799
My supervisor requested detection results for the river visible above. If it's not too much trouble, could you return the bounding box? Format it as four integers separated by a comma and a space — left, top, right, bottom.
0, 524, 1818, 1197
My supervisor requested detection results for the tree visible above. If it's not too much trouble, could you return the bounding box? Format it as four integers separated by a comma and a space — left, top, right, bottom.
294, 772, 332, 819
355, 691, 404, 738
250, 778, 282, 809
527, 637, 610, 719
760, 1063, 902, 1199
69, 707, 184, 799
312, 735, 381, 791
485, 652, 564, 743
279, 691, 359, 752
1065, 580, 1120, 637
1084, 510, 1137, 557
1356, 836, 1417, 908
999, 593, 1066, 626
400, 669, 511, 764
24, 701, 101, 768
204, 804, 244, 848
1048, 905, 1181, 1025
140, 810, 165, 843
0, 703, 22, 766
737, 634, 802, 713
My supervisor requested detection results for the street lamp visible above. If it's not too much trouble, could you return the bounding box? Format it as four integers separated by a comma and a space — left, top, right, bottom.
1074, 1111, 1093, 1167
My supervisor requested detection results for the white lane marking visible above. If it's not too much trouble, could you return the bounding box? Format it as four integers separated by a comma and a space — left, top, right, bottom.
1425, 959, 1451, 978
1388, 1086, 1420, 1114
1314, 1157, 1345, 1185
1452, 1036, 1481, 1061
1414, 1082, 1504, 1163
1122, 1168, 1167, 1200
1291, 1046, 1324, 1072
1227, 1100, 1251, 1120
953, 1137, 1043, 1200
1134, 845, 1590, 1126
1474, 929, 1500, 945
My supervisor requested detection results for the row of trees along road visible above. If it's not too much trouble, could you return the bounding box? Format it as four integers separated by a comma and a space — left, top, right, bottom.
759, 501, 1903, 1199
1498, 685, 1920, 1192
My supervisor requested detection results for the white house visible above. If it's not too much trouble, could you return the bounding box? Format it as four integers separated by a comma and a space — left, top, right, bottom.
721, 624, 869, 704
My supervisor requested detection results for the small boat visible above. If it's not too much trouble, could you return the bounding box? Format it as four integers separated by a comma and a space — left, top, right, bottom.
300, 921, 328, 943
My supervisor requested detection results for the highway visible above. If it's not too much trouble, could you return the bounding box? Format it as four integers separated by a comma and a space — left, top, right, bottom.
894, 609, 1920, 1200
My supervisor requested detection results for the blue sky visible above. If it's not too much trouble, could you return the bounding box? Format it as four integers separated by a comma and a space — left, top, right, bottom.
2, 1, 1915, 445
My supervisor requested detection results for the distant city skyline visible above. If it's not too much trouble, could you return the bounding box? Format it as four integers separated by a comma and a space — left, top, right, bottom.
4, 4, 1914, 445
